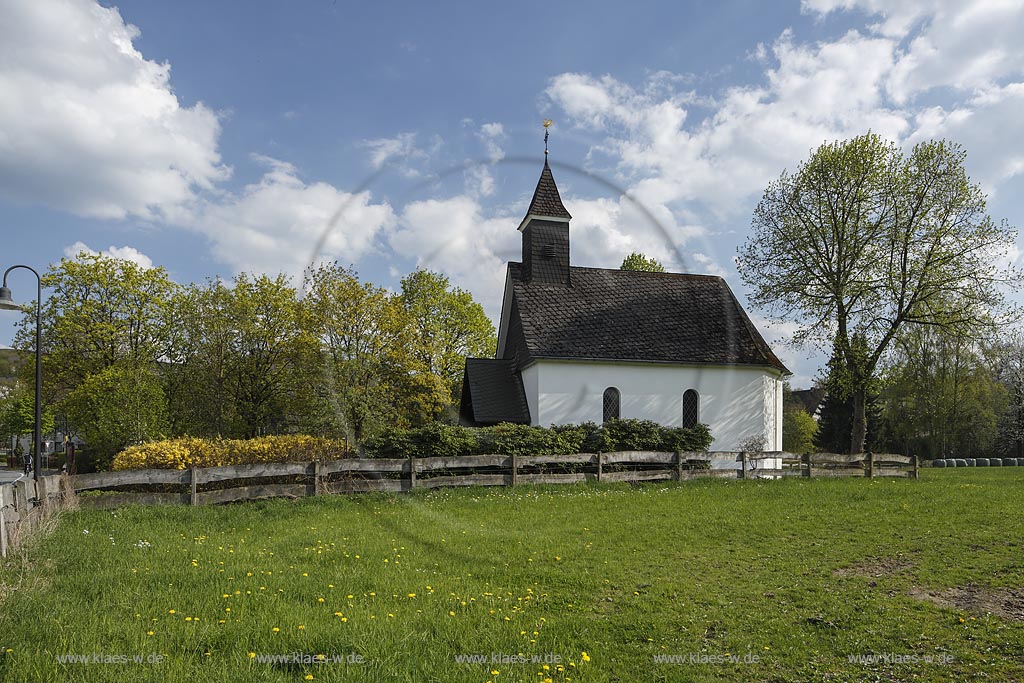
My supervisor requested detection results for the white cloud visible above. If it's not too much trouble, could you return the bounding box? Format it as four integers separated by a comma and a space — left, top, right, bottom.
63, 241, 154, 269
359, 132, 441, 178
803, 0, 1024, 101
476, 122, 506, 163
389, 196, 519, 316
189, 155, 395, 281
0, 0, 228, 219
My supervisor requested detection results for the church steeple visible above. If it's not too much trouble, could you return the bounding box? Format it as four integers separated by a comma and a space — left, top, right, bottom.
521, 158, 572, 225
520, 126, 571, 285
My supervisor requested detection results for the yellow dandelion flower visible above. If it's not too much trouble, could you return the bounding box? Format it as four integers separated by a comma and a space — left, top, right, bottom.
272, 627, 280, 633
146, 631, 154, 636
248, 652, 256, 659
298, 625, 305, 630
168, 610, 176, 614
449, 611, 455, 617
581, 651, 590, 662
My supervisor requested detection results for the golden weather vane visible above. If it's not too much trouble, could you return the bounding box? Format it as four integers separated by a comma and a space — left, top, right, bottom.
543, 119, 553, 155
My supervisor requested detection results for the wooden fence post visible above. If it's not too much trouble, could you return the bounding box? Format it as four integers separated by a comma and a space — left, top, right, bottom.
912, 454, 920, 480
314, 460, 323, 496
14, 480, 28, 514
0, 486, 8, 558
596, 453, 603, 482
511, 454, 518, 487
866, 452, 874, 479
408, 456, 417, 490
39, 477, 51, 512
189, 466, 198, 506
740, 451, 748, 480
675, 451, 683, 481
803, 453, 811, 478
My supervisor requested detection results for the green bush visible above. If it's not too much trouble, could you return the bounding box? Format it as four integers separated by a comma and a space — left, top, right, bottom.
361, 420, 713, 458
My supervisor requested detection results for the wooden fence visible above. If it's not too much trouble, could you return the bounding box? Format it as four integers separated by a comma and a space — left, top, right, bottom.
0, 451, 919, 552
0, 473, 68, 558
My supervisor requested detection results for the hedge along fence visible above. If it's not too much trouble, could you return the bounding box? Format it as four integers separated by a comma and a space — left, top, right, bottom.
68, 450, 919, 509
361, 420, 714, 458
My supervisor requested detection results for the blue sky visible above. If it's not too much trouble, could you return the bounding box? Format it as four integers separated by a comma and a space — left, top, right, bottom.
1, 0, 1023, 387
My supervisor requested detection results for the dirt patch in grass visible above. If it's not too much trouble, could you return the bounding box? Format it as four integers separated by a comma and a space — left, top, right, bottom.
834, 555, 915, 578
909, 584, 1024, 622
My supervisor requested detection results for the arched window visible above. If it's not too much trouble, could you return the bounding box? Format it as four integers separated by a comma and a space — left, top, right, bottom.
682, 389, 699, 428
602, 387, 620, 423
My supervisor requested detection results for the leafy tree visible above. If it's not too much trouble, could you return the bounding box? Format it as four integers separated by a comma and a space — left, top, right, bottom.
14, 251, 178, 402
301, 263, 421, 442
165, 274, 303, 438
814, 338, 881, 453
0, 385, 55, 448
620, 252, 665, 272
878, 325, 1005, 459
986, 330, 1024, 458
63, 363, 168, 469
399, 269, 496, 408
782, 383, 818, 453
739, 134, 1019, 453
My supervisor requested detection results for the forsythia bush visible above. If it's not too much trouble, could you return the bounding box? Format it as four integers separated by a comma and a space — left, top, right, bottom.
112, 435, 349, 470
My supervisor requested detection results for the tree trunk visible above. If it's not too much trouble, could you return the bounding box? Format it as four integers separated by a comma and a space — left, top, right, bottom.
850, 388, 867, 455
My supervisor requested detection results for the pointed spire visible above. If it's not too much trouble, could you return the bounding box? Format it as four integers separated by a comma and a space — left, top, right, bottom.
524, 156, 572, 221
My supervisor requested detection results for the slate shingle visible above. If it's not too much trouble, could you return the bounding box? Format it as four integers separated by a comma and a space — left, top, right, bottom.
459, 358, 531, 426
507, 263, 790, 373
524, 160, 572, 220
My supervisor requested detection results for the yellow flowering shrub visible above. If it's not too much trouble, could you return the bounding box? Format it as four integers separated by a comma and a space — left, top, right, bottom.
112, 435, 349, 470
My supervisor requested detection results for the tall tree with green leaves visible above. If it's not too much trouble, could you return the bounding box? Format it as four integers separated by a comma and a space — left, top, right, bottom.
620, 252, 665, 272
879, 325, 1006, 459
15, 251, 179, 402
63, 363, 169, 469
301, 263, 421, 442
739, 134, 1019, 453
399, 269, 496, 408
165, 273, 303, 438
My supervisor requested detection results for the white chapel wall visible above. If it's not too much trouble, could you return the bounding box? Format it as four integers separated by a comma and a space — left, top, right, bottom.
527, 360, 783, 452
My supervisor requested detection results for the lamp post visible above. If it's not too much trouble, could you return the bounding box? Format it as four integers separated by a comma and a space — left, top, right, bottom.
0, 265, 42, 482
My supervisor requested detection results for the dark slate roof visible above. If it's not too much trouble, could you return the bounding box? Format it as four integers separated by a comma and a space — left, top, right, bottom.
506, 263, 790, 373
524, 159, 572, 220
791, 387, 826, 415
459, 358, 531, 426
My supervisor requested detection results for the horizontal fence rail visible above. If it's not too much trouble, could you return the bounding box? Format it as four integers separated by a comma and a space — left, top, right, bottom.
50, 450, 923, 510
0, 450, 926, 535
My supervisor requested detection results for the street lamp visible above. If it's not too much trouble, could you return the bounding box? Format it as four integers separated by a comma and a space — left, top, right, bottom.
0, 265, 42, 482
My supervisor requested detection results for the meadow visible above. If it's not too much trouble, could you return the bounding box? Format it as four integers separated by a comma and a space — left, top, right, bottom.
0, 469, 1022, 682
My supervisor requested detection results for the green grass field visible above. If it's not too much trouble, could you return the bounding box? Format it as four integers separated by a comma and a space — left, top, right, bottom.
1, 470, 1022, 682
